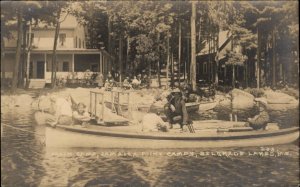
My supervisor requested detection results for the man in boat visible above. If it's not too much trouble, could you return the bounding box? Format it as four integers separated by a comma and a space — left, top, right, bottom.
141, 112, 168, 132
164, 88, 190, 130
72, 102, 91, 128
46, 95, 73, 127
247, 98, 270, 130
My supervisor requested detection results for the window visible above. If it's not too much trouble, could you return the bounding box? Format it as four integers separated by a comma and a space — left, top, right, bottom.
59, 33, 66, 46
79, 38, 81, 48
62, 61, 69, 72
203, 62, 207, 73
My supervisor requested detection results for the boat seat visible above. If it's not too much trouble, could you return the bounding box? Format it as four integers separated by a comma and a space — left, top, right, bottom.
217, 127, 253, 132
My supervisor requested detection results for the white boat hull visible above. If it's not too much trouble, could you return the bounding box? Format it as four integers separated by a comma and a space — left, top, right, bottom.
45, 126, 299, 149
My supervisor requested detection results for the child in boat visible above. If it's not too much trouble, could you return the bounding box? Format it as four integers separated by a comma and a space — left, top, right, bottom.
247, 98, 270, 130
164, 88, 190, 130
141, 112, 168, 132
73, 103, 91, 128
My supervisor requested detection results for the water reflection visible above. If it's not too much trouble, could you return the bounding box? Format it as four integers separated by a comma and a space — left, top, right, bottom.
1, 102, 299, 186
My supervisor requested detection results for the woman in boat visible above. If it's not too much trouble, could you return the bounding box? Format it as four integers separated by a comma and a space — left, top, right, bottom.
73, 103, 91, 128
247, 98, 270, 130
164, 88, 190, 130
46, 95, 73, 127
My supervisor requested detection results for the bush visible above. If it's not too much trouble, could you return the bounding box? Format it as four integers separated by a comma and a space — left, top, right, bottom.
244, 88, 265, 98
216, 85, 232, 93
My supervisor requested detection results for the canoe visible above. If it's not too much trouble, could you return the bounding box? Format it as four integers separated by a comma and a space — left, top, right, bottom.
199, 101, 218, 111
45, 121, 299, 148
104, 101, 151, 112
105, 101, 202, 113
149, 102, 200, 113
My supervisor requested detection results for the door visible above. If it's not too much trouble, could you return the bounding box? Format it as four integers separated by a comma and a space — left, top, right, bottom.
90, 63, 99, 72
36, 61, 45, 79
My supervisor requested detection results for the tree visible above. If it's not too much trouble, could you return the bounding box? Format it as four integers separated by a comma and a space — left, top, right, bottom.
190, 2, 197, 91
38, 1, 70, 88
225, 50, 246, 88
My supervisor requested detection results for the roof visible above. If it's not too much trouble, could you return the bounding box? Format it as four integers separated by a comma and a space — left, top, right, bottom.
196, 30, 232, 56
33, 14, 79, 30
4, 47, 112, 57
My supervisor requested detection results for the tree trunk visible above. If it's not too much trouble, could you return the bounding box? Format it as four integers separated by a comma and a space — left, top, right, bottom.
178, 21, 181, 86
1, 29, 6, 81
118, 36, 122, 83
11, 8, 23, 92
25, 21, 32, 88
232, 65, 235, 88
256, 27, 261, 89
148, 59, 151, 79
126, 36, 130, 72
245, 56, 248, 87
171, 52, 174, 87
190, 1, 197, 91
187, 35, 190, 83
166, 36, 170, 89
156, 33, 161, 87
215, 31, 219, 85
272, 27, 276, 87
108, 17, 112, 68
19, 23, 27, 88
51, 9, 61, 88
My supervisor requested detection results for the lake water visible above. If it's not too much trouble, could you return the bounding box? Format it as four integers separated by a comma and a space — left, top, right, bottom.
1, 102, 299, 187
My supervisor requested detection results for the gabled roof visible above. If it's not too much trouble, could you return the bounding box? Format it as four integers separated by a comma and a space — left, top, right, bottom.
197, 30, 232, 56
33, 14, 79, 30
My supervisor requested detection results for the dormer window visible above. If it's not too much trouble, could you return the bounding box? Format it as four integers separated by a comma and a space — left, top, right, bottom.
59, 33, 66, 46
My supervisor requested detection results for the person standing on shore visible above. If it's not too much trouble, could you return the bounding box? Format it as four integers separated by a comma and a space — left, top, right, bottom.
95, 73, 104, 88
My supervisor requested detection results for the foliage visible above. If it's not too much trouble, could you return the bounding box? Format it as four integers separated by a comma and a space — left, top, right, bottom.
225, 50, 246, 66
244, 88, 265, 98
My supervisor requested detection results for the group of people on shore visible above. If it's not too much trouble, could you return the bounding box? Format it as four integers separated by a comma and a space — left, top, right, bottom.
92, 71, 150, 90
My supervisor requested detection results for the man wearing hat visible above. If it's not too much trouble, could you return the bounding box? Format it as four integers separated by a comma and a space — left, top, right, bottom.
164, 88, 190, 130
247, 98, 270, 130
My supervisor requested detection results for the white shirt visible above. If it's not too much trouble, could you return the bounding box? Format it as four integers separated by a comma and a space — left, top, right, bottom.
142, 113, 165, 132
132, 78, 140, 85
55, 98, 73, 117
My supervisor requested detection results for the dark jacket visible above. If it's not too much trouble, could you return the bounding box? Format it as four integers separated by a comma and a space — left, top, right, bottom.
164, 92, 189, 125
248, 110, 270, 130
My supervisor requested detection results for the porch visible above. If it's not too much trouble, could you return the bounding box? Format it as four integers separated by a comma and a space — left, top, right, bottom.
1, 49, 112, 87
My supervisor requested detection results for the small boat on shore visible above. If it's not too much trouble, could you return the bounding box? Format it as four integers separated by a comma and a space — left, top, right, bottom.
105, 101, 201, 113
45, 120, 299, 148
199, 100, 218, 111
149, 102, 200, 113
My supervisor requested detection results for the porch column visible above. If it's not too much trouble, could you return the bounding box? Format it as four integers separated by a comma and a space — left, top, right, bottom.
99, 52, 103, 73
71, 53, 74, 72
44, 53, 47, 79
